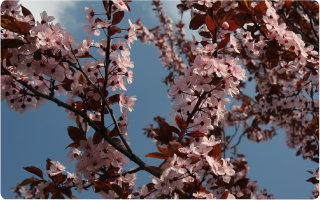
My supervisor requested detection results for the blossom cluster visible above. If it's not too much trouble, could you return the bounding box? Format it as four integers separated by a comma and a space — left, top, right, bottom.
5, 0, 318, 199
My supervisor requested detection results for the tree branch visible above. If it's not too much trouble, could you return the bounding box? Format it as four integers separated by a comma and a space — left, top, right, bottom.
297, 1, 319, 43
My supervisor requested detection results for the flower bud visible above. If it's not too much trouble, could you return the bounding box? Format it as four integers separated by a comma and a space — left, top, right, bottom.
222, 21, 229, 30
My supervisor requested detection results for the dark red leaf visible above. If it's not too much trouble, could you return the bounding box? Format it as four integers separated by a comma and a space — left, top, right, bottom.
303, 71, 311, 81
170, 126, 181, 136
56, 173, 67, 185
168, 141, 185, 157
177, 4, 189, 11
205, 15, 215, 33
146, 183, 155, 191
61, 189, 73, 199
243, 0, 252, 11
67, 126, 86, 144
87, 98, 101, 111
191, 156, 200, 164
112, 11, 124, 25
145, 152, 169, 159
108, 94, 120, 105
77, 53, 93, 58
189, 14, 206, 30
212, 1, 221, 10
268, 84, 282, 96
251, 117, 260, 128
201, 41, 210, 48
236, 154, 245, 158
21, 5, 32, 17
236, 5, 251, 13
74, 101, 83, 110
307, 177, 318, 184
93, 131, 104, 144
46, 158, 52, 171
199, 31, 212, 38
175, 115, 187, 136
269, 56, 279, 69
125, 2, 131, 12
20, 177, 38, 186
234, 178, 249, 189
186, 131, 207, 137
160, 121, 173, 141
211, 144, 222, 160
109, 126, 118, 137
220, 190, 230, 199
221, 9, 234, 22
266, 46, 279, 60
23, 166, 44, 179
92, 181, 112, 194
1, 48, 9, 61
108, 26, 121, 36
1, 14, 21, 33
227, 21, 240, 31
111, 184, 123, 196
218, 33, 230, 49
15, 19, 32, 34
192, 3, 207, 12
21, 5, 35, 23
1, 39, 25, 49
102, 0, 109, 12
157, 145, 169, 156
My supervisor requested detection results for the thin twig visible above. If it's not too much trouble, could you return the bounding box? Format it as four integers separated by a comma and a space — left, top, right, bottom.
230, 130, 249, 149
277, 10, 319, 47
297, 1, 319, 43
44, 51, 135, 156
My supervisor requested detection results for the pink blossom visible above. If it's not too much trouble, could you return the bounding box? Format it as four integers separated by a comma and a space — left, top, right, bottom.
113, 0, 128, 11
126, 19, 137, 48
34, 180, 50, 199
67, 147, 81, 163
45, 160, 66, 176
40, 11, 54, 24
119, 92, 137, 112
222, 21, 229, 30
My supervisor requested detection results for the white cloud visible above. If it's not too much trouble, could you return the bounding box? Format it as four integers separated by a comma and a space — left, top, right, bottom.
161, 1, 198, 40
19, 0, 78, 30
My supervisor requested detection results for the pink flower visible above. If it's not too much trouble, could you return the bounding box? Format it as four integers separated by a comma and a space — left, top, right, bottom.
97, 20, 111, 29
119, 92, 137, 112
84, 5, 95, 24
222, 21, 229, 30
231, 185, 243, 197
230, 35, 240, 53
83, 23, 100, 40
152, 175, 170, 195
66, 172, 83, 193
35, 180, 51, 199
40, 11, 55, 24
67, 147, 81, 163
198, 0, 213, 8
113, 0, 129, 11
95, 39, 109, 56
206, 156, 223, 175
45, 160, 66, 176
111, 151, 129, 167
202, 135, 221, 146
126, 19, 137, 48
221, 0, 238, 11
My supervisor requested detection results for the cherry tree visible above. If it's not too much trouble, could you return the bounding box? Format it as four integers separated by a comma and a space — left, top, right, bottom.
2, 0, 318, 199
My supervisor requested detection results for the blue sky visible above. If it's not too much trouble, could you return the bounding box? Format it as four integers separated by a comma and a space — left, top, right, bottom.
1, 1, 318, 199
